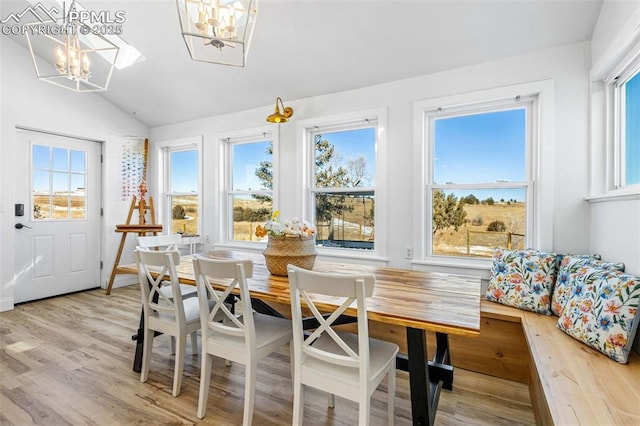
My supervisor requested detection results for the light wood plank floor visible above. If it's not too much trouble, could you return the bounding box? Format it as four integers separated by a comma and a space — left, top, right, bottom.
0, 286, 536, 426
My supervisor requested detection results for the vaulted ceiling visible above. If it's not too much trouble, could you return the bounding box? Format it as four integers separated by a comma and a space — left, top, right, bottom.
2, 0, 604, 127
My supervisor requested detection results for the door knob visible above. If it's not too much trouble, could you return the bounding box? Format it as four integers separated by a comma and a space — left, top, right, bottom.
15, 223, 32, 229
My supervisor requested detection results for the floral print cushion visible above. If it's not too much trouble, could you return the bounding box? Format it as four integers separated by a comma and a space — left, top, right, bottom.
557, 268, 640, 364
551, 256, 625, 316
485, 248, 557, 315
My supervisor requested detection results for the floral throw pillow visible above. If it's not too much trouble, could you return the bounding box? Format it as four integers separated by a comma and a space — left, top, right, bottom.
551, 256, 625, 316
485, 248, 557, 315
557, 269, 640, 364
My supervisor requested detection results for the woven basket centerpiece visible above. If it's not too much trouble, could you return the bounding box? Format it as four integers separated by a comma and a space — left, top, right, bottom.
263, 235, 317, 276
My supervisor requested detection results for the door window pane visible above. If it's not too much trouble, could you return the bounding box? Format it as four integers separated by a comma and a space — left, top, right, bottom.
33, 145, 50, 169
52, 147, 68, 171
70, 150, 86, 173
70, 174, 86, 219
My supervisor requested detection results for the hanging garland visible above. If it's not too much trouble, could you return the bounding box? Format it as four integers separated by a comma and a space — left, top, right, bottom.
121, 138, 146, 201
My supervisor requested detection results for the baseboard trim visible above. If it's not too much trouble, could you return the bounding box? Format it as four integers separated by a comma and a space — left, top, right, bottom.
0, 296, 14, 312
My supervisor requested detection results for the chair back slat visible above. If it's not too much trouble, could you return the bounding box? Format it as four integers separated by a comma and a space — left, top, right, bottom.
193, 256, 255, 341
288, 265, 375, 369
137, 234, 182, 251
135, 249, 184, 319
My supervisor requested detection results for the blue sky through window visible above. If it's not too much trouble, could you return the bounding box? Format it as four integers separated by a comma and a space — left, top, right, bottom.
626, 71, 640, 186
170, 150, 198, 192
434, 108, 526, 202
318, 127, 376, 187
232, 141, 271, 191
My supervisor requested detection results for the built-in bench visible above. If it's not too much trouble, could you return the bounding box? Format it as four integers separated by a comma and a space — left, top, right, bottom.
469, 300, 640, 425
267, 292, 640, 425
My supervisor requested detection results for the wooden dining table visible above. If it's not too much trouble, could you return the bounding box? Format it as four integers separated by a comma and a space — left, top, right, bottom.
117, 250, 482, 426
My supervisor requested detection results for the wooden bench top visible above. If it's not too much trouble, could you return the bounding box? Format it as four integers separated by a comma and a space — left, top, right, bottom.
480, 300, 640, 425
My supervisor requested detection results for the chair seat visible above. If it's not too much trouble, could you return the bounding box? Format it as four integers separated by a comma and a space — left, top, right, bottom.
158, 297, 212, 323
203, 312, 292, 351
159, 282, 198, 299
302, 331, 398, 386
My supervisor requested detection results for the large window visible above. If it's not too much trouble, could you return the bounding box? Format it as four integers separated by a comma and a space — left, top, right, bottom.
306, 119, 378, 251
225, 132, 274, 242
165, 146, 200, 235
424, 98, 534, 259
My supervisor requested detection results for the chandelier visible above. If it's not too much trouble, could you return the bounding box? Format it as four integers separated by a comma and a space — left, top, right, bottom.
24, 1, 119, 92
177, 0, 258, 67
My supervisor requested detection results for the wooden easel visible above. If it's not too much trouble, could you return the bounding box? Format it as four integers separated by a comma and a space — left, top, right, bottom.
105, 195, 162, 295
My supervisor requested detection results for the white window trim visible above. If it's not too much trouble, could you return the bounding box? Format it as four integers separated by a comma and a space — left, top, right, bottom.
412, 81, 554, 269
602, 44, 640, 197
219, 125, 278, 248
296, 108, 388, 261
590, 22, 640, 201
155, 136, 203, 236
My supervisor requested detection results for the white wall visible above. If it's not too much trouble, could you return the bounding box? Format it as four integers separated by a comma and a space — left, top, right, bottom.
151, 42, 593, 275
0, 37, 148, 311
589, 0, 640, 353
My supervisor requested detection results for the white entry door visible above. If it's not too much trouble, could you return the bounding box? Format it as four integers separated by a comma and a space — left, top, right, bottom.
14, 129, 102, 303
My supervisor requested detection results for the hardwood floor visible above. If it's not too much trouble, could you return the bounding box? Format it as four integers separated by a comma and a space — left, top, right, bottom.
0, 286, 535, 426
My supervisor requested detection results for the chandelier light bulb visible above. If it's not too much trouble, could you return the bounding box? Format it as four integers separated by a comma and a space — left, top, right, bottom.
55, 46, 66, 72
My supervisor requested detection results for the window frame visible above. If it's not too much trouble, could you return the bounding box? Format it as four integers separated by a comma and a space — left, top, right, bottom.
221, 126, 278, 246
413, 82, 554, 271
609, 56, 640, 192
298, 108, 388, 262
590, 36, 640, 201
427, 99, 534, 259
158, 137, 203, 236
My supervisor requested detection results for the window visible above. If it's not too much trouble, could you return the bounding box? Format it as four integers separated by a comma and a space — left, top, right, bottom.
225, 131, 274, 242
165, 146, 200, 235
32, 144, 86, 220
423, 97, 535, 259
615, 66, 640, 188
305, 116, 380, 252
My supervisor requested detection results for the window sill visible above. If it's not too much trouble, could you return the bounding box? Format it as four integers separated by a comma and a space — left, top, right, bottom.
411, 256, 491, 279
315, 248, 388, 265
585, 189, 640, 203
212, 242, 265, 254
211, 243, 389, 265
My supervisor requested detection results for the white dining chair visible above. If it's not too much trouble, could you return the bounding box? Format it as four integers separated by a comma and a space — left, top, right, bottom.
135, 248, 201, 397
137, 234, 197, 299
137, 234, 199, 356
192, 256, 293, 424
287, 265, 399, 426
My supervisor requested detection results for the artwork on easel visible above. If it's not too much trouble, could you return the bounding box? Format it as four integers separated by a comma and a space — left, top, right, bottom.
121, 138, 147, 201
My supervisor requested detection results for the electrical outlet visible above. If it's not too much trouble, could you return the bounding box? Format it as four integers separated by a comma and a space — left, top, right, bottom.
404, 245, 413, 259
